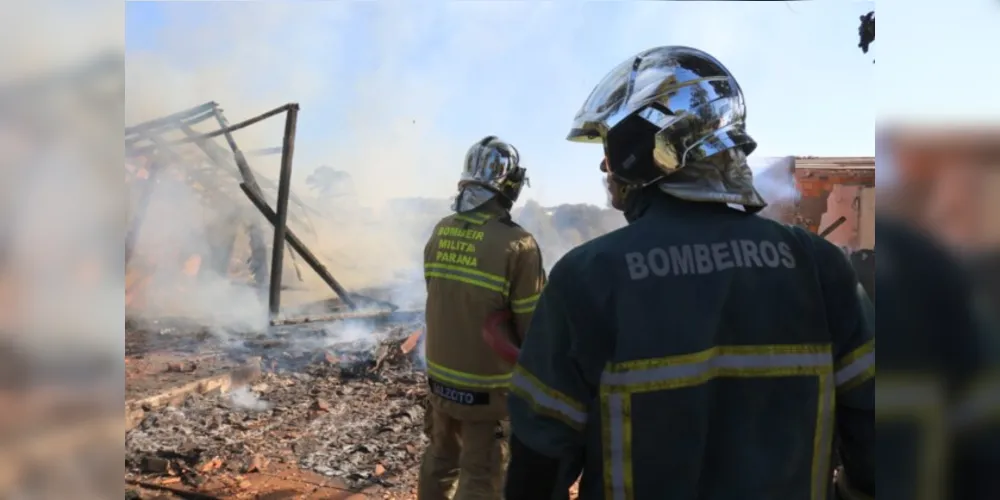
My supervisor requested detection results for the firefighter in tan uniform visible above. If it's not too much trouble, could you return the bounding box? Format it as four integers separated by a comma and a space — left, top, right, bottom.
418, 136, 546, 500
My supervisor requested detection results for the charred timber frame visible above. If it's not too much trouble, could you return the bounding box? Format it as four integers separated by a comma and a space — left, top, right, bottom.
125, 101, 359, 318
818, 216, 849, 239
176, 108, 270, 294
268, 105, 298, 317
240, 183, 356, 312
124, 158, 163, 266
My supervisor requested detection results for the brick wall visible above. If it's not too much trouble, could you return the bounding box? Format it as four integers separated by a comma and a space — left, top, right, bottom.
793, 167, 875, 247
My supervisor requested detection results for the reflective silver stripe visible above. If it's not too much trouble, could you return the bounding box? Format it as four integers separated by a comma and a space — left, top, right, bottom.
601, 349, 834, 500
835, 351, 874, 387
427, 361, 510, 389
602, 352, 832, 387
424, 263, 509, 294
510, 369, 588, 426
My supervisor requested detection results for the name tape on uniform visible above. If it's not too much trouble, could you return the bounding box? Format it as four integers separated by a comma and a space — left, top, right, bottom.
429, 379, 490, 406
626, 240, 796, 280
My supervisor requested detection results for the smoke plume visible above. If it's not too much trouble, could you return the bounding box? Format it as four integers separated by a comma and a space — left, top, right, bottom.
0, 1, 124, 373
122, 2, 853, 329
749, 155, 801, 221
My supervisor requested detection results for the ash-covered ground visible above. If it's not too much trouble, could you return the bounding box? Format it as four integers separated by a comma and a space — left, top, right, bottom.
125, 316, 429, 497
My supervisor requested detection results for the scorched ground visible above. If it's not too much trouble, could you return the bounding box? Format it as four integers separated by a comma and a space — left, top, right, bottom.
124, 318, 430, 499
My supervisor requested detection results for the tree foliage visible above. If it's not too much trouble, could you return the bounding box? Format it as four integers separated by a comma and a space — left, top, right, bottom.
859, 11, 875, 61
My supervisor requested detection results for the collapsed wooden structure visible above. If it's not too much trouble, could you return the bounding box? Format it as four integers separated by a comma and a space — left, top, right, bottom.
125, 102, 397, 322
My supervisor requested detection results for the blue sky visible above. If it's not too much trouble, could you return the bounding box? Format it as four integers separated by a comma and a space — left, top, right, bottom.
126, 1, 875, 207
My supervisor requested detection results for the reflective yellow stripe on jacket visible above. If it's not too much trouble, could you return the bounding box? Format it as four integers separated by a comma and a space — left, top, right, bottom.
424, 262, 511, 295
427, 360, 511, 389
599, 344, 836, 500
511, 293, 540, 315
510, 365, 588, 431
454, 211, 493, 225
835, 339, 875, 391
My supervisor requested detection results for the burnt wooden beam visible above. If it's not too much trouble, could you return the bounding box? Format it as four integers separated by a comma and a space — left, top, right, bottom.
818, 216, 849, 239
125, 159, 164, 267
239, 183, 357, 311
126, 103, 293, 157
267, 104, 299, 318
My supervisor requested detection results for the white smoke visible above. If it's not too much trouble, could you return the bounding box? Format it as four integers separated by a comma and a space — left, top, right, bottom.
228, 386, 271, 412
126, 161, 269, 334
749, 156, 800, 209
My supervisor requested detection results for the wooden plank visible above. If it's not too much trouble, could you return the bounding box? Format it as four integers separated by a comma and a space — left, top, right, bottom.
126, 358, 261, 430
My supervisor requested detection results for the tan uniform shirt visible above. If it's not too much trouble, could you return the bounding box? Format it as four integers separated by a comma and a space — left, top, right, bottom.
423, 200, 545, 413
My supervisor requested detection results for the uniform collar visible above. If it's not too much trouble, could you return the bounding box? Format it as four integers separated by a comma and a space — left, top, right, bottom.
624, 189, 746, 223
470, 198, 511, 220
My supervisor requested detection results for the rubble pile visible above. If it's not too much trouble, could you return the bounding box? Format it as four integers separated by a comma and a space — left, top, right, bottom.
125, 321, 429, 494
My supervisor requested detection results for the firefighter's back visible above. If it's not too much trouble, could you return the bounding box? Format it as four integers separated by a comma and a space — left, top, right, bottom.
419, 136, 543, 500
423, 205, 535, 402
566, 198, 844, 499
420, 202, 543, 500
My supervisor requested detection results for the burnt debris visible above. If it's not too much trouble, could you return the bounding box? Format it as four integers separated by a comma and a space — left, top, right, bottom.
125, 321, 428, 492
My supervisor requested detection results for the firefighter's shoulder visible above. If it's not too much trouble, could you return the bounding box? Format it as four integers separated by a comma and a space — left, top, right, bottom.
430, 213, 459, 234
486, 215, 541, 255
547, 223, 631, 285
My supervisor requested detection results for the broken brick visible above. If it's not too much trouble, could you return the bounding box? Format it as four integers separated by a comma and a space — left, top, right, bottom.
198, 456, 223, 473
401, 329, 423, 355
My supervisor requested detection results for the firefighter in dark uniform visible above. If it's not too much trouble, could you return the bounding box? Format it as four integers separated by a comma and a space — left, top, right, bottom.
419, 136, 546, 500
877, 216, 1000, 500
875, 131, 1000, 500
504, 46, 875, 500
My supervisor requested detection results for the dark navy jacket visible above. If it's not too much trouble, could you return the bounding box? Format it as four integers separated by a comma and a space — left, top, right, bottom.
509, 193, 875, 500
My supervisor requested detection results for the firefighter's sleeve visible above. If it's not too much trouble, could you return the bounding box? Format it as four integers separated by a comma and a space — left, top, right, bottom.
507, 255, 597, 461
816, 239, 875, 499
507, 235, 546, 341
